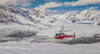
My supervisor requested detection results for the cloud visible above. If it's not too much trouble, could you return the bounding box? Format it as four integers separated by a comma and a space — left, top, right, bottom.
0, 0, 32, 7
38, 2, 62, 10
64, 0, 100, 6
89, 10, 100, 14
88, 7, 98, 10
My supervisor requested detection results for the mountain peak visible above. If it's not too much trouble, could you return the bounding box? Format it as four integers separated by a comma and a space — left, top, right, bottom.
80, 10, 91, 15
25, 8, 49, 18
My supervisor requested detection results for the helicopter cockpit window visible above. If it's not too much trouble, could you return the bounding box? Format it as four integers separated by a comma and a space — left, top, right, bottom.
60, 33, 65, 36
55, 33, 65, 37
55, 34, 59, 37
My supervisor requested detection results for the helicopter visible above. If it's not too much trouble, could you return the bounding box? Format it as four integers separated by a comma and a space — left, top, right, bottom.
54, 26, 75, 40
54, 32, 75, 40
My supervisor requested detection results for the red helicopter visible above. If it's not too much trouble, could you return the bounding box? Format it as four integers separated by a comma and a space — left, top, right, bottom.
54, 32, 75, 40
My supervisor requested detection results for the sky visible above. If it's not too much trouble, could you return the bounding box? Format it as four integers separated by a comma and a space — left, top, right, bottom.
0, 0, 100, 14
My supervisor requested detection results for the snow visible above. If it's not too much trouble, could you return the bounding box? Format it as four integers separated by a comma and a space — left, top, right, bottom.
0, 4, 100, 54
0, 5, 100, 43
53, 10, 100, 25
0, 42, 100, 54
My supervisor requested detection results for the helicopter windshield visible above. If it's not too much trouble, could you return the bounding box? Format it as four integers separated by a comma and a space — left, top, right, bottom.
60, 33, 65, 36
55, 33, 65, 37
55, 34, 59, 37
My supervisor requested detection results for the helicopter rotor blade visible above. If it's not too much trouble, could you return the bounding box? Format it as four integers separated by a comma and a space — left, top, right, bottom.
62, 30, 72, 32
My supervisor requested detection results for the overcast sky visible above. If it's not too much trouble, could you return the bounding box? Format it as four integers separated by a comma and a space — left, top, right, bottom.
0, 0, 100, 14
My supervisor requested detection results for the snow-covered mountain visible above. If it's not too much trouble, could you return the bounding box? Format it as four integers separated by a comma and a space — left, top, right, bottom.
0, 4, 100, 42
22, 7, 100, 26
80, 10, 100, 25
0, 5, 58, 41
23, 8, 56, 26
24, 8, 49, 18
0, 5, 35, 25
0, 5, 39, 41
53, 10, 100, 25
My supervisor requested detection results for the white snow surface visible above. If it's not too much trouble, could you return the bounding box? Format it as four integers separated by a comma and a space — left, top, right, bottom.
0, 42, 100, 54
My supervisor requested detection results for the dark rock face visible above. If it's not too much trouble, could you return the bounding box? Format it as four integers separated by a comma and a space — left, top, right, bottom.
6, 30, 37, 38
97, 22, 100, 25
0, 10, 18, 23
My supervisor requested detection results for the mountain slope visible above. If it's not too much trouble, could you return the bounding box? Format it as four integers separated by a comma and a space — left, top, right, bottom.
53, 10, 100, 25
0, 5, 38, 41
23, 8, 55, 27
0, 5, 34, 25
